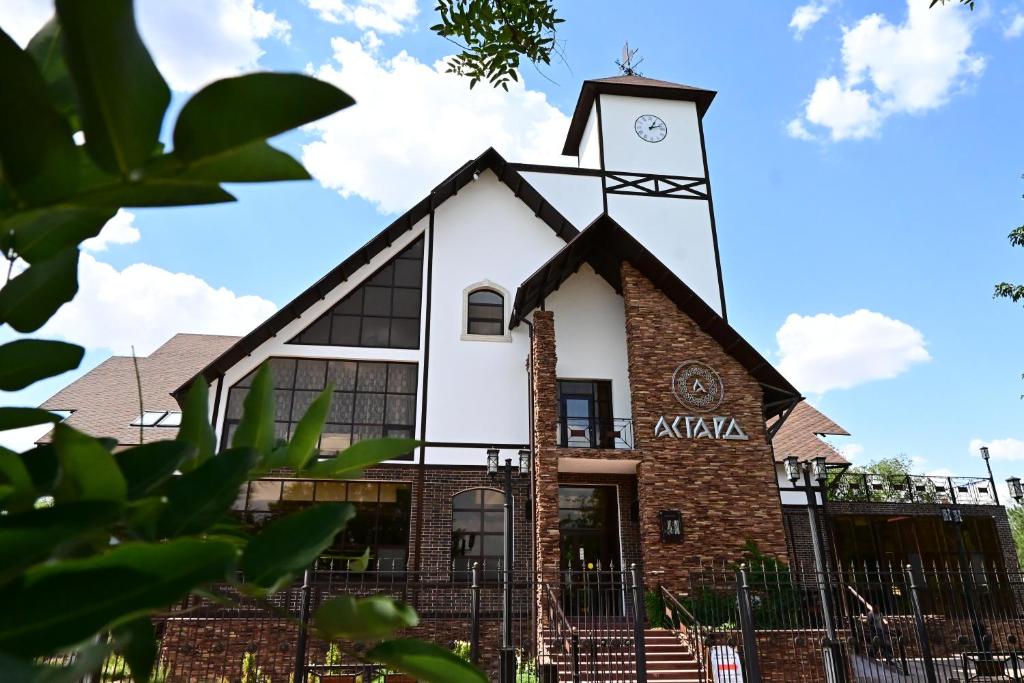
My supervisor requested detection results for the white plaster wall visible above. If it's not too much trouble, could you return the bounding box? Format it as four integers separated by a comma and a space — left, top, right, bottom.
545, 264, 632, 422
426, 170, 568, 458
577, 103, 600, 169
598, 95, 705, 177
776, 463, 821, 505
607, 194, 722, 315
519, 171, 603, 230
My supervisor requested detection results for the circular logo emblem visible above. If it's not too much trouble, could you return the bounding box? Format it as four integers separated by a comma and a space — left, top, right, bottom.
671, 361, 724, 412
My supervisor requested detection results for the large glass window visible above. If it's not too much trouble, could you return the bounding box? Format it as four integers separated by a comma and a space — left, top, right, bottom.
466, 288, 504, 336
291, 237, 424, 349
557, 379, 613, 448
223, 358, 418, 459
452, 488, 505, 581
240, 479, 411, 571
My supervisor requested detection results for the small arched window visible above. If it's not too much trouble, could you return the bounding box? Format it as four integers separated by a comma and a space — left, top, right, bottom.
452, 488, 504, 581
466, 288, 505, 336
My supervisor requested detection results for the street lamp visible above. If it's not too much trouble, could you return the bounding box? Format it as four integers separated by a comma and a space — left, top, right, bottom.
488, 448, 527, 683
786, 454, 846, 683
980, 445, 999, 504
1007, 477, 1023, 504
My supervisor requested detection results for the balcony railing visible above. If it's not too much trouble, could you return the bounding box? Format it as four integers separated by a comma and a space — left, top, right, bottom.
828, 473, 998, 505
556, 417, 634, 449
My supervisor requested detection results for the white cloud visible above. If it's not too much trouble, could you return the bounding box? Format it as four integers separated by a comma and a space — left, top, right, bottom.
1005, 14, 1024, 38
776, 309, 931, 394
969, 437, 1024, 461
840, 443, 864, 461
38, 253, 276, 356
786, 118, 817, 141
82, 210, 141, 253
305, 0, 418, 34
790, 1, 832, 39
3, 0, 290, 92
302, 38, 572, 214
790, 0, 984, 141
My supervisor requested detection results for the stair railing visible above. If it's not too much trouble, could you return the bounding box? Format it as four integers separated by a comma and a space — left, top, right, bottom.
544, 582, 580, 683
660, 585, 707, 681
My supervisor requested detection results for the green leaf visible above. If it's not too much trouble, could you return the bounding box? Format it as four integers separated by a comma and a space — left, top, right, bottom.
0, 27, 77, 205
0, 206, 113, 264
367, 639, 487, 683
72, 178, 235, 207
231, 364, 275, 453
303, 438, 420, 477
0, 447, 35, 512
170, 141, 310, 183
157, 447, 258, 536
287, 384, 333, 470
0, 538, 236, 657
25, 16, 79, 131
55, 0, 169, 174
52, 424, 126, 503
0, 248, 79, 333
173, 73, 353, 163
241, 502, 353, 592
347, 547, 370, 573
0, 501, 122, 586
0, 408, 62, 432
111, 618, 156, 683
18, 444, 58, 493
115, 441, 195, 499
314, 595, 418, 641
0, 340, 84, 391
175, 378, 216, 471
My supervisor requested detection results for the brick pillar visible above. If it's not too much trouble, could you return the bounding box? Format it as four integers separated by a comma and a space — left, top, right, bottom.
620, 262, 789, 591
530, 311, 560, 578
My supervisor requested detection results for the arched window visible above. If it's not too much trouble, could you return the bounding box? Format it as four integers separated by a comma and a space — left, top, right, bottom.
466, 288, 504, 336
452, 488, 504, 581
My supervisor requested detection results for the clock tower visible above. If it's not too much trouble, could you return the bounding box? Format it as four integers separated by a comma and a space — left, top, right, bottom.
562, 75, 726, 317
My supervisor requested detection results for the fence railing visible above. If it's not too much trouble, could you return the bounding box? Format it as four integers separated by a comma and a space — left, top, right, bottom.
556, 417, 634, 449
660, 584, 709, 681
828, 473, 998, 505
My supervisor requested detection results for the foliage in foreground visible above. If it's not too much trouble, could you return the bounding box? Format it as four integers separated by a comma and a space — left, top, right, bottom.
0, 1, 502, 681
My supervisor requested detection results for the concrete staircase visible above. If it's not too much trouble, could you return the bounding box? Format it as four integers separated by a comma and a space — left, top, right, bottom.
543, 628, 702, 683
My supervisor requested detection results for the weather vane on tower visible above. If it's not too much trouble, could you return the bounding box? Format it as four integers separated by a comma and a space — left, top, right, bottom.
615, 42, 644, 76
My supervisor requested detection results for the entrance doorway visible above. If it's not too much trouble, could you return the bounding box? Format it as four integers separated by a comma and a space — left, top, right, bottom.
558, 485, 623, 617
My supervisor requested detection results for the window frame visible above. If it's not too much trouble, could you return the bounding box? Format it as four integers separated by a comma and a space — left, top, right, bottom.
461, 281, 511, 342
451, 487, 506, 582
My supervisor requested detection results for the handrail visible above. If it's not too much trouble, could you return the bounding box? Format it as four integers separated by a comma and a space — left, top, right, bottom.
660, 585, 708, 681
828, 473, 998, 505
555, 417, 634, 449
543, 583, 580, 682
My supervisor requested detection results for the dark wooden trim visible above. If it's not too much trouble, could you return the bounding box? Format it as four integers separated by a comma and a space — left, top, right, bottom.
412, 211, 435, 574
697, 114, 728, 321
424, 441, 529, 450
209, 372, 224, 430
509, 163, 603, 177
596, 95, 608, 214
603, 172, 708, 200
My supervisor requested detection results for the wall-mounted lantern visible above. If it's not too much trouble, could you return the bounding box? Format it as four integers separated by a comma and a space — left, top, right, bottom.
1007, 477, 1023, 504
812, 456, 828, 486
784, 455, 801, 484
486, 448, 499, 477
659, 510, 683, 543
518, 448, 531, 474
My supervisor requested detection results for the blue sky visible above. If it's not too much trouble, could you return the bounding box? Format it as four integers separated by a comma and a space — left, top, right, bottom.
2, 0, 1023, 490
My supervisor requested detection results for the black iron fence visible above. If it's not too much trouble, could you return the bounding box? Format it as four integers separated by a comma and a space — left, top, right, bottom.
829, 473, 998, 505
555, 418, 634, 450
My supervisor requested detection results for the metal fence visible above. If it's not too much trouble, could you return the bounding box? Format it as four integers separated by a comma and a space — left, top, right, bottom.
829, 473, 998, 506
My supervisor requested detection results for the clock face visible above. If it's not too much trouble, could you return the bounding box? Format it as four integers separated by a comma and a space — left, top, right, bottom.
635, 114, 668, 143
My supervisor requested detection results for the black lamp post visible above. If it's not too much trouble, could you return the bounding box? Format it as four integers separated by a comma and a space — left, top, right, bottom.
488, 447, 529, 683
980, 446, 999, 504
785, 454, 846, 683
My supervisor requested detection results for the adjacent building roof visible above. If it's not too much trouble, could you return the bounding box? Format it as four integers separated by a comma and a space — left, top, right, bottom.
178, 147, 579, 395
768, 401, 850, 465
509, 215, 803, 420
38, 333, 238, 447
562, 75, 718, 155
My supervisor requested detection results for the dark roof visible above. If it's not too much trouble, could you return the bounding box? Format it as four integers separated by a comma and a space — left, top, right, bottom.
39, 334, 239, 447
562, 75, 718, 156
768, 401, 850, 465
509, 215, 801, 420
177, 147, 579, 395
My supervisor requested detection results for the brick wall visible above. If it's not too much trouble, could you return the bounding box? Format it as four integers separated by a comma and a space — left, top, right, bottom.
530, 311, 561, 578
619, 262, 788, 588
